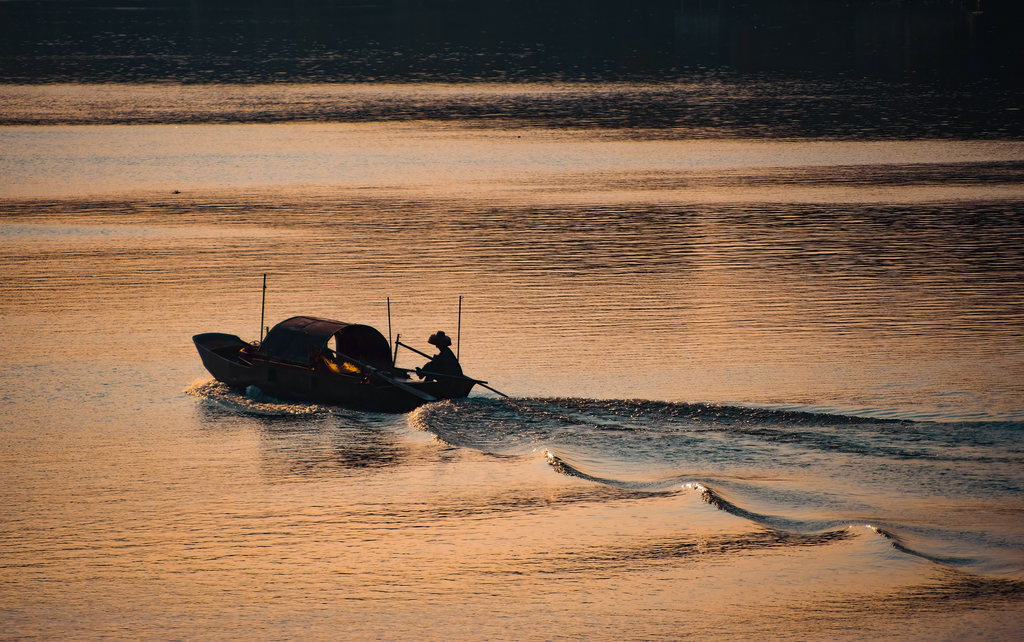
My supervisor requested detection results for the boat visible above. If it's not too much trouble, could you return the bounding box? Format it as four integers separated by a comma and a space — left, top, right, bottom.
193, 315, 479, 413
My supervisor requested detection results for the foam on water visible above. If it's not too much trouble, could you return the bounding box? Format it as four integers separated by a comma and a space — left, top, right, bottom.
185, 379, 331, 417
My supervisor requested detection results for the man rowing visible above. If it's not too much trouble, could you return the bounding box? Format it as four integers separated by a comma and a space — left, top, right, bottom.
416, 330, 463, 381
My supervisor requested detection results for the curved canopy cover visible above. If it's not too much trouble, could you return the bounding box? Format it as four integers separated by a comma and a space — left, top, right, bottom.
259, 316, 392, 369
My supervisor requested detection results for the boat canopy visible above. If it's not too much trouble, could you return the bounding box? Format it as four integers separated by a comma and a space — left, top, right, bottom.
258, 316, 392, 369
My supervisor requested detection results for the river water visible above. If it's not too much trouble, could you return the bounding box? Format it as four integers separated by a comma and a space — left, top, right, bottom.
2, 73, 1023, 641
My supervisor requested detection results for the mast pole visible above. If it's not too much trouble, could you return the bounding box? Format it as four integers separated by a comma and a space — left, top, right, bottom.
387, 297, 393, 359
457, 295, 462, 360
259, 273, 267, 343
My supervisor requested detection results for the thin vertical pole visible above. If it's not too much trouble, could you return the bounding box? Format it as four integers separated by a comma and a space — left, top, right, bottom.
259, 273, 267, 343
387, 297, 392, 356
457, 295, 462, 360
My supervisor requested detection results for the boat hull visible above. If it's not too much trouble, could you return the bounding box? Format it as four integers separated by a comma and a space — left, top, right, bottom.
193, 333, 473, 413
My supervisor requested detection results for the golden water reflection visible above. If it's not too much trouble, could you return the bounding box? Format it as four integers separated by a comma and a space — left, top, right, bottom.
2, 122, 1023, 637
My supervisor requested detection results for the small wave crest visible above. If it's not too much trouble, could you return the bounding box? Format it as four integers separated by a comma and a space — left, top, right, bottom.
544, 450, 685, 493
679, 481, 850, 533
864, 524, 985, 568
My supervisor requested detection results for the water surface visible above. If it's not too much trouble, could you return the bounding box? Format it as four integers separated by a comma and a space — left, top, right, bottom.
2, 82, 1023, 638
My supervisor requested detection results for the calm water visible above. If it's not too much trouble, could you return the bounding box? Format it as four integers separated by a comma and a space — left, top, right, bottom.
2, 79, 1024, 638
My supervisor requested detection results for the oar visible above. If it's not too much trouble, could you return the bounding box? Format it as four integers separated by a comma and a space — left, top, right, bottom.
336, 352, 437, 403
474, 381, 510, 398
421, 370, 510, 399
395, 339, 438, 360
395, 366, 495, 386
395, 341, 510, 398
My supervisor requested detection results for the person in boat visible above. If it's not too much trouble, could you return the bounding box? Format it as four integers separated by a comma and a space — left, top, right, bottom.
416, 331, 463, 381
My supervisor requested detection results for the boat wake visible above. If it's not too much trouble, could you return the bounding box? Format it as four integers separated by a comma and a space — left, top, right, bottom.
548, 450, 1003, 572
410, 396, 1024, 578
182, 388, 1023, 578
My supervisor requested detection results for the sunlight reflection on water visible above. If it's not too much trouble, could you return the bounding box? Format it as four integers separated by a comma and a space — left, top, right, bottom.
2, 115, 1023, 638
2, 132, 1021, 420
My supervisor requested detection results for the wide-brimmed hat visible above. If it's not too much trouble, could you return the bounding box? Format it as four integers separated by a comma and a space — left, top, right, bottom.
428, 331, 452, 347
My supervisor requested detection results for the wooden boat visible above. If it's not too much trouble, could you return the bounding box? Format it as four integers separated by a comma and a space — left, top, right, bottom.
193, 315, 477, 413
